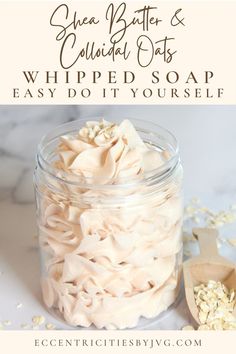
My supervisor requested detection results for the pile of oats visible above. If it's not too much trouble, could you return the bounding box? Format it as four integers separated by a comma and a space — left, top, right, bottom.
79, 119, 118, 141
32, 315, 45, 327
194, 280, 236, 330
183, 280, 236, 330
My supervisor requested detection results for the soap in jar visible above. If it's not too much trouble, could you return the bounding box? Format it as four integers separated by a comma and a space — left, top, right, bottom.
34, 118, 183, 329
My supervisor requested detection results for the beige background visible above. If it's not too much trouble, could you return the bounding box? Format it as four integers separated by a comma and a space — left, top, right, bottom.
0, 1, 235, 103
0, 330, 235, 354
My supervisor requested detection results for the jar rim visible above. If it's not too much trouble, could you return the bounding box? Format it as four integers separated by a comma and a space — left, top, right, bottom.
36, 117, 180, 188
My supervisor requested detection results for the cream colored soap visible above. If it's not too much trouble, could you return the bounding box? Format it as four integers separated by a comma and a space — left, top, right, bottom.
36, 119, 183, 329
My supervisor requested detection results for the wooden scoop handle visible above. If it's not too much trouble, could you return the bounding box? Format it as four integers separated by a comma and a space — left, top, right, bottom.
193, 228, 219, 258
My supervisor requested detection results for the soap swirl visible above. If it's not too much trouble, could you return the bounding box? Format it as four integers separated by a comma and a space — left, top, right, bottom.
38, 119, 183, 329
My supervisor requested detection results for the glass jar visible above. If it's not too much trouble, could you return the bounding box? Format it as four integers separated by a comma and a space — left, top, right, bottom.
34, 118, 183, 330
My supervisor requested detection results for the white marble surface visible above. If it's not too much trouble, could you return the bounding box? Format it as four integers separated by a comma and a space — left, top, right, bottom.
0, 105, 236, 330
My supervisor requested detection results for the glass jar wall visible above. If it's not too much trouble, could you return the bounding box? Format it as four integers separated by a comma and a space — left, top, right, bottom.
34, 118, 183, 329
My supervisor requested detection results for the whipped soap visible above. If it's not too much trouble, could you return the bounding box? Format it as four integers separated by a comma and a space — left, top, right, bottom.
35, 119, 183, 329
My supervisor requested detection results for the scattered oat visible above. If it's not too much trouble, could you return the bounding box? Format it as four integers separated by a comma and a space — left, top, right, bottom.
21, 323, 30, 330
191, 197, 200, 204
32, 325, 40, 330
16, 302, 23, 309
185, 206, 197, 217
184, 199, 236, 229
193, 216, 200, 224
3, 320, 12, 326
45, 323, 56, 330
182, 325, 195, 330
32, 315, 45, 326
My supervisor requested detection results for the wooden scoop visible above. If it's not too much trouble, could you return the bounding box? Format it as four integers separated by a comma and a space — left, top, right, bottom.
183, 227, 236, 324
